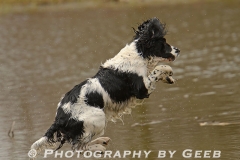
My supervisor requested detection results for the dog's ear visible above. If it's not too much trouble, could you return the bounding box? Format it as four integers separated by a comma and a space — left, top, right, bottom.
147, 18, 167, 39
133, 18, 167, 40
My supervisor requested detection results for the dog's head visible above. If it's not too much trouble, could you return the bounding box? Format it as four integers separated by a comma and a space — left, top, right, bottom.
133, 17, 180, 62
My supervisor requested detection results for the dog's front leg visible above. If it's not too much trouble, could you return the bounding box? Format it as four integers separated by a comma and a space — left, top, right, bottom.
144, 65, 175, 94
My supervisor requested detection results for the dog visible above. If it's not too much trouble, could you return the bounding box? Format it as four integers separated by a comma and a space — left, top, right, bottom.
31, 17, 180, 155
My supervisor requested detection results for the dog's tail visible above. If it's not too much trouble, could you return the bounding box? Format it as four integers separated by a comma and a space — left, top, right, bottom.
31, 123, 59, 155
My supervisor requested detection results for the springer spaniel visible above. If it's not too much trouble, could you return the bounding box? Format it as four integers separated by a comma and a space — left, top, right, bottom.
31, 17, 180, 156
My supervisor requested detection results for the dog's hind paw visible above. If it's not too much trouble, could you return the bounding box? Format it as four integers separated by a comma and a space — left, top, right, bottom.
85, 137, 111, 153
88, 137, 111, 147
87, 144, 106, 153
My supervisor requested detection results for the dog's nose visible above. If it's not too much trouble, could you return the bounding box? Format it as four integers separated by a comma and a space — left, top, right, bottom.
175, 48, 180, 53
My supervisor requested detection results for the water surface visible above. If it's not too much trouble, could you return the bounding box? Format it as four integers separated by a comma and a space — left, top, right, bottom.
0, 1, 240, 160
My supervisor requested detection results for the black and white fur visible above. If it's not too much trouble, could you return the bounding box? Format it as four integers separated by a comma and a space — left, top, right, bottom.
31, 17, 180, 155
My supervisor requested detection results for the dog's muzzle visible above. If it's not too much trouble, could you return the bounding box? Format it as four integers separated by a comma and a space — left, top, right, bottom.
169, 46, 180, 61
174, 47, 180, 55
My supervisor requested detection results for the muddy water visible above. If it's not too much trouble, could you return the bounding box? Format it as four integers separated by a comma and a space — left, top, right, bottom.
0, 1, 240, 160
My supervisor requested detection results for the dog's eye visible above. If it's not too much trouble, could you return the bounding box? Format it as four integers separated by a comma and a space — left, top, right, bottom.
169, 71, 173, 76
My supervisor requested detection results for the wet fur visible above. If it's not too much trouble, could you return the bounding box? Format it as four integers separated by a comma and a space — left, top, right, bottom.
31, 17, 180, 154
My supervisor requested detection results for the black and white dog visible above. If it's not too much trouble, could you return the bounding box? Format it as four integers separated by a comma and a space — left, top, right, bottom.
31, 17, 180, 155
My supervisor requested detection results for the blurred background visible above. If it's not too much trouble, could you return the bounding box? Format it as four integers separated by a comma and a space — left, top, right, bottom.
0, 0, 239, 159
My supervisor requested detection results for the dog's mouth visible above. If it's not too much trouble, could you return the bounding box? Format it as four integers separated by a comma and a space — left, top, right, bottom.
160, 52, 180, 62
157, 56, 175, 62
167, 56, 176, 62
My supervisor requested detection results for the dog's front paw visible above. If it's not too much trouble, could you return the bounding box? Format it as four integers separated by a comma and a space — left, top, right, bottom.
152, 65, 175, 84
162, 75, 175, 84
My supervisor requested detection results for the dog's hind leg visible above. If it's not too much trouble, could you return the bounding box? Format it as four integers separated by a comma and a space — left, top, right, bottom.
31, 123, 59, 156
144, 65, 175, 94
70, 105, 110, 152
